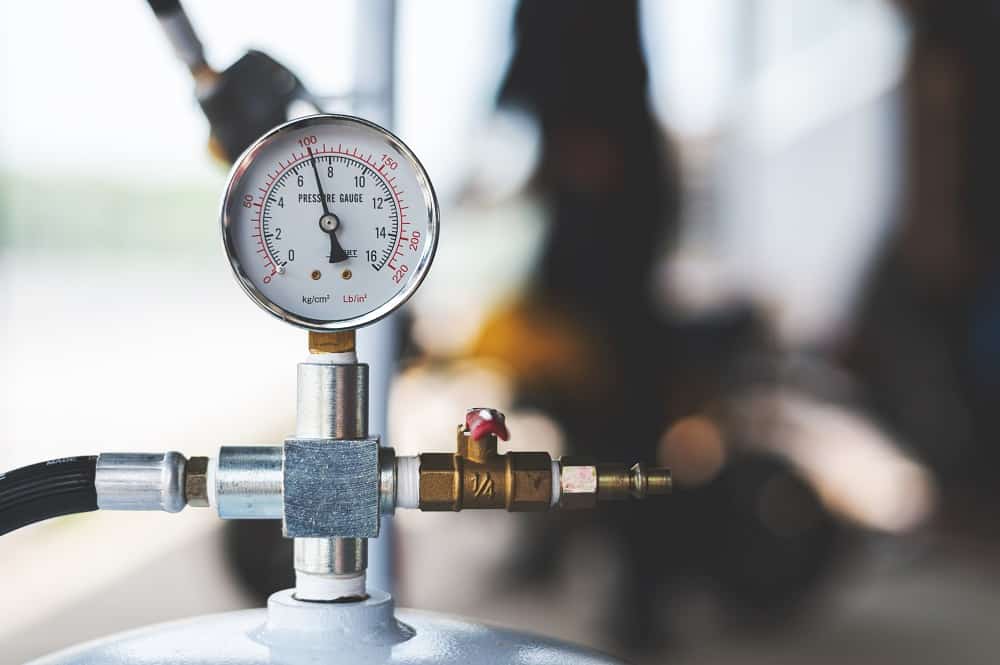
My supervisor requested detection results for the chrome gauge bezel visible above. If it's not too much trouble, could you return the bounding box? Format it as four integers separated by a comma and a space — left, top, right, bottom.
220, 114, 440, 331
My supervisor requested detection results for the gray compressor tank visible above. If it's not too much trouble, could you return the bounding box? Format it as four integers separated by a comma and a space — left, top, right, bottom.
27, 589, 623, 665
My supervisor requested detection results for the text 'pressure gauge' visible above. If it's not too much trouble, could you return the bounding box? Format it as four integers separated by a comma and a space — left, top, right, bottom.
222, 115, 439, 330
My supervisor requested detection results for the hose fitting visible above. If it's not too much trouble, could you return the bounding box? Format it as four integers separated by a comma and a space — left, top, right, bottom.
95, 452, 187, 513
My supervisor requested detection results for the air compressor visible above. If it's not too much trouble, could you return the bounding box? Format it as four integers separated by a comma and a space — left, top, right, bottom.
3, 114, 669, 665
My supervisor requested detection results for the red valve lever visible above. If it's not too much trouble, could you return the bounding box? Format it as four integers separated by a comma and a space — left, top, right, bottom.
465, 408, 509, 441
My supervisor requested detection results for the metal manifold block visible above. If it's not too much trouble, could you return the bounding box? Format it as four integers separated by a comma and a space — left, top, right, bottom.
282, 436, 381, 538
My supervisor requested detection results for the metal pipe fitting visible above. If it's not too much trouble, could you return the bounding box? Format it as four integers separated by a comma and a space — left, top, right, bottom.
283, 437, 380, 537
95, 452, 187, 513
379, 447, 397, 515
596, 462, 671, 500
293, 534, 369, 602
295, 357, 371, 602
216, 446, 283, 519
294, 536, 368, 576
296, 362, 368, 439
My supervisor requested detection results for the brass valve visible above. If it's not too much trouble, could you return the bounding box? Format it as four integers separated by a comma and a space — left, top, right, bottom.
417, 409, 671, 512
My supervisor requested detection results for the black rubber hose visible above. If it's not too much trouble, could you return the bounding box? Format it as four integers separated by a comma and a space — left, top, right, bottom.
146, 0, 182, 15
0, 456, 98, 536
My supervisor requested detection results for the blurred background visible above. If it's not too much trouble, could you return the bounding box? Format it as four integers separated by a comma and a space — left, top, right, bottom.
3, 0, 1000, 663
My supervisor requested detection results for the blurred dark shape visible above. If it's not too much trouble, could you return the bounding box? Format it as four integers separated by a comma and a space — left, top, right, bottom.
494, 3, 678, 643
146, 0, 315, 162
694, 454, 835, 618
499, 0, 678, 317
223, 518, 293, 604
843, 0, 1000, 508
198, 50, 312, 163
488, 0, 838, 650
496, 0, 675, 478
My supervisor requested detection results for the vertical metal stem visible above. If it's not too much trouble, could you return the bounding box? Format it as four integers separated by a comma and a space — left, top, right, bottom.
295, 363, 368, 438
293, 359, 370, 600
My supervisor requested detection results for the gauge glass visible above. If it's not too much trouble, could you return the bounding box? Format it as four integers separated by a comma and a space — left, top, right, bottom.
221, 114, 439, 330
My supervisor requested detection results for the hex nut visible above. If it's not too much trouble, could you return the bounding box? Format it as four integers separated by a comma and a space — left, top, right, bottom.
419, 453, 461, 511
558, 457, 598, 510
185, 456, 211, 508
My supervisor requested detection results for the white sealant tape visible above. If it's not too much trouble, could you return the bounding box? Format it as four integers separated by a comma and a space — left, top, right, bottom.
396, 456, 420, 509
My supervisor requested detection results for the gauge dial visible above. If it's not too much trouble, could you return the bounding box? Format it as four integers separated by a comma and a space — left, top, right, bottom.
221, 114, 439, 330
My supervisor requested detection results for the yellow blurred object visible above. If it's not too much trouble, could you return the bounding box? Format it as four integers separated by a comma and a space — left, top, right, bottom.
207, 134, 230, 165
468, 300, 610, 401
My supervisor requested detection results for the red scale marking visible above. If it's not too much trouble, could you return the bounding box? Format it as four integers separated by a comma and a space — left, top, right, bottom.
250, 145, 412, 272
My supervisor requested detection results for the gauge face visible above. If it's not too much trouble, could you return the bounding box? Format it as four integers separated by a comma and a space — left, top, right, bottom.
221, 114, 439, 330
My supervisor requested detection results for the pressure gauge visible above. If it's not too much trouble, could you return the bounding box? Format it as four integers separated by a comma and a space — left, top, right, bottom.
221, 114, 439, 330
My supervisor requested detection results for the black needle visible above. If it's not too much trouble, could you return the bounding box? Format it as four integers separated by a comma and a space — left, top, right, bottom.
307, 147, 348, 263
